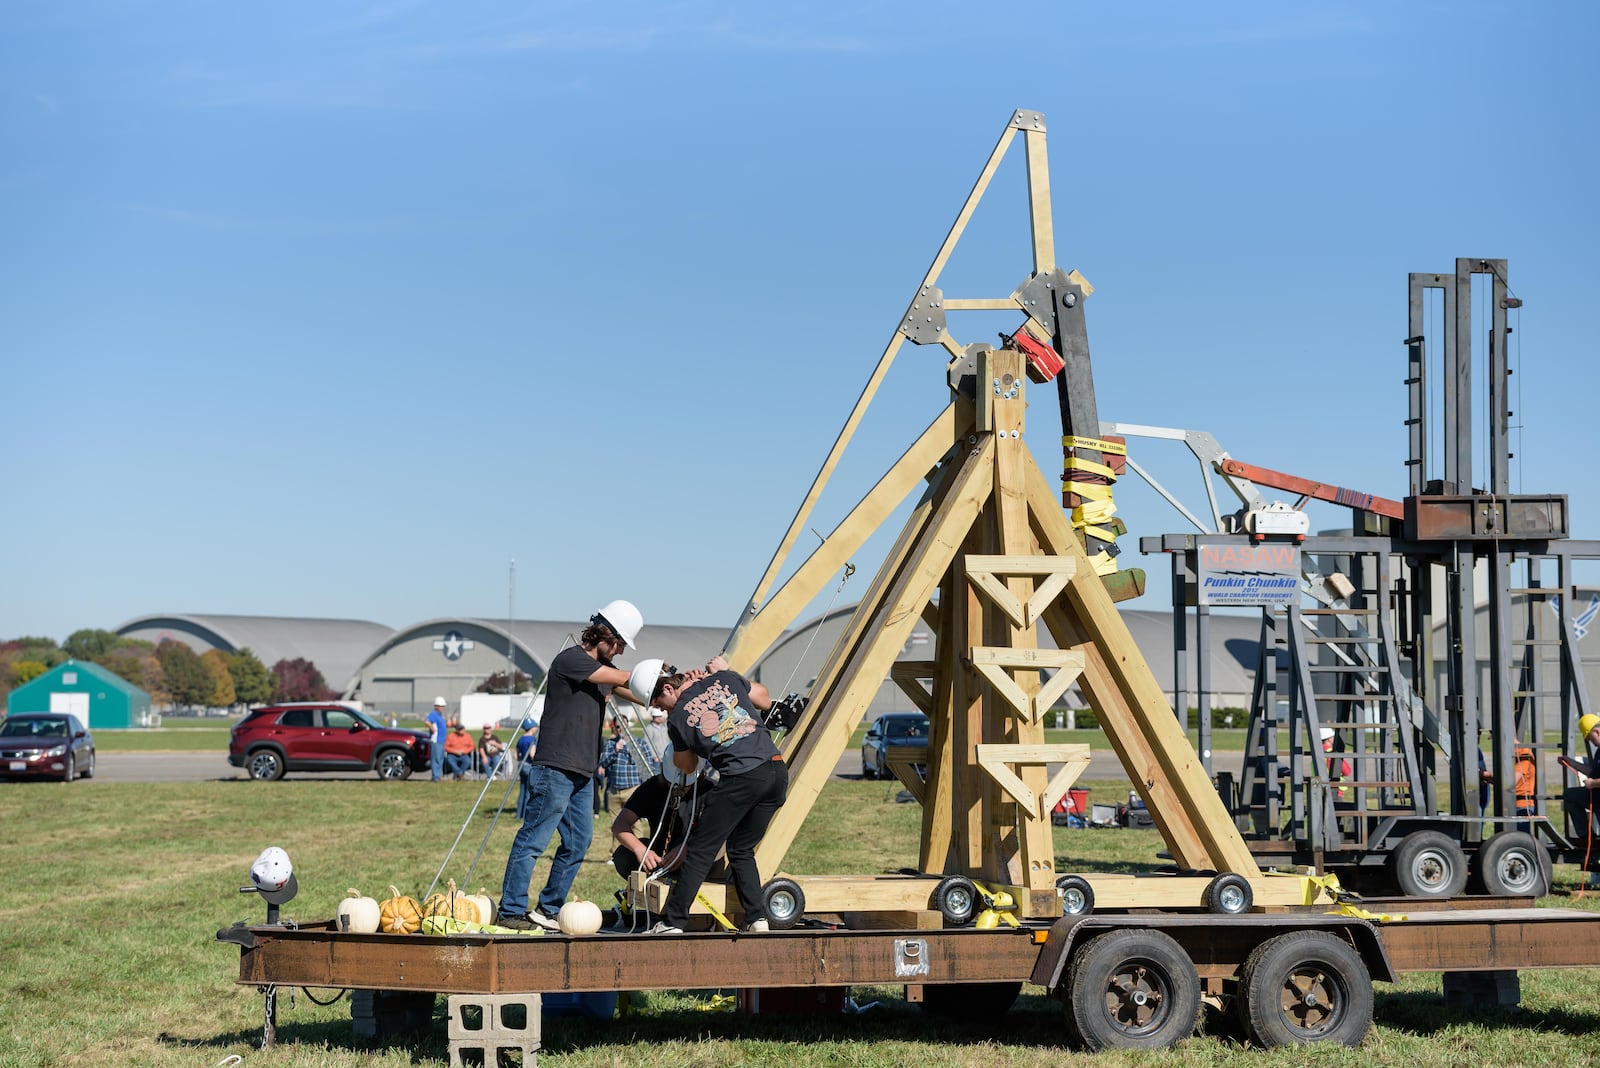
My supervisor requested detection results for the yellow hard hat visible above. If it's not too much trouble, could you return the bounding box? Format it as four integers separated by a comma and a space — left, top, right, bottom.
1580, 714, 1600, 738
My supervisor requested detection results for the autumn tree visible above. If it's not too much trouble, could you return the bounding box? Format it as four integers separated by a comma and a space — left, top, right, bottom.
156, 640, 211, 708
271, 658, 334, 702
475, 670, 536, 694
64, 629, 123, 661
228, 648, 274, 706
100, 647, 165, 699
201, 649, 237, 708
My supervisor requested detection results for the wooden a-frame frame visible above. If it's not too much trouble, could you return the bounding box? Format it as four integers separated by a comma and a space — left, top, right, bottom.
658, 110, 1277, 923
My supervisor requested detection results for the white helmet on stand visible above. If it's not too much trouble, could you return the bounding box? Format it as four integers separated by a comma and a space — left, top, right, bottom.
593, 599, 643, 649
250, 846, 293, 892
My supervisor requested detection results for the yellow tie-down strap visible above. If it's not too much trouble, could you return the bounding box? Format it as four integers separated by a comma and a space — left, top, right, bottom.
1265, 869, 1408, 923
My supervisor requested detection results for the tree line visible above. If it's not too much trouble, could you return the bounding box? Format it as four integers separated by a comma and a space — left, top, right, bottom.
0, 629, 336, 709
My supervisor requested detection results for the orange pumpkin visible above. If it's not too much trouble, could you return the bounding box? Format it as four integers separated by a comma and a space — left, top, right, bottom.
378, 885, 423, 934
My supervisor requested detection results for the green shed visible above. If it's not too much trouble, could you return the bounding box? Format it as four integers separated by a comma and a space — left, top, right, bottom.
6, 660, 153, 730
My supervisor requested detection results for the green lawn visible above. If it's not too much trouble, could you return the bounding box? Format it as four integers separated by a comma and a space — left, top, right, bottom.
3, 775, 1600, 1066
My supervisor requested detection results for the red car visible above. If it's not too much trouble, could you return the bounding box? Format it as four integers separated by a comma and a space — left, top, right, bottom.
0, 713, 96, 782
229, 703, 431, 781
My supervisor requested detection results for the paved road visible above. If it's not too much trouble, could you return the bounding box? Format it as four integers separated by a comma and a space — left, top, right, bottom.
72, 746, 1246, 786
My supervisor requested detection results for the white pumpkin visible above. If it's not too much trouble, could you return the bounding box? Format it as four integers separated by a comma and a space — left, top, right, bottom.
557, 899, 604, 936
466, 887, 496, 926
336, 888, 381, 934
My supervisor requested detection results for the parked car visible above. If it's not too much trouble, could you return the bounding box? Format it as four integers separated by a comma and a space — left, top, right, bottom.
0, 713, 96, 782
229, 702, 431, 781
860, 712, 930, 780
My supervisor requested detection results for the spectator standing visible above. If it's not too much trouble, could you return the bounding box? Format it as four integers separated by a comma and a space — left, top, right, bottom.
643, 707, 671, 774
425, 698, 449, 782
600, 717, 643, 813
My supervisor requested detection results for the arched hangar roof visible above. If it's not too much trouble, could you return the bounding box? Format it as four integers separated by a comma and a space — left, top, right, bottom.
114, 613, 395, 695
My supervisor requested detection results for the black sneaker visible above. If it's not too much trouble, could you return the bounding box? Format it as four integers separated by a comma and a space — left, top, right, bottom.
495, 913, 538, 931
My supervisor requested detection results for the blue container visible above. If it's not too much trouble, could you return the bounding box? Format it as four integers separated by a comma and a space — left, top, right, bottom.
541, 991, 618, 1019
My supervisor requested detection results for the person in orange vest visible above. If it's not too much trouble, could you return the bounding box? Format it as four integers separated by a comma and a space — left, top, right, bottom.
1320, 728, 1351, 799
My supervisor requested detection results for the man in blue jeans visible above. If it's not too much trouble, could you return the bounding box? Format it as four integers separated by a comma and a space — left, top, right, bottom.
497, 601, 643, 931
425, 697, 448, 782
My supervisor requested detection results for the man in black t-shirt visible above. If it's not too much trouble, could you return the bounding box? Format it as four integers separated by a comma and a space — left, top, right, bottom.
609, 755, 710, 879
498, 600, 645, 930
628, 656, 787, 933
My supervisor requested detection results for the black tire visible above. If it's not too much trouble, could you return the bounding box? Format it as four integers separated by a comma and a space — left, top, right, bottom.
1063, 928, 1200, 1051
932, 875, 980, 926
82, 751, 95, 779
1204, 873, 1254, 915
861, 753, 876, 780
762, 877, 805, 929
1390, 830, 1468, 898
63, 754, 75, 783
247, 748, 287, 781
1236, 930, 1372, 1048
1475, 831, 1550, 897
1057, 875, 1095, 916
920, 981, 1022, 1019
375, 749, 413, 780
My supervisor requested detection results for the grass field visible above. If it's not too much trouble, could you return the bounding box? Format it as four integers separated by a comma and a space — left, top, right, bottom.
5, 774, 1600, 1067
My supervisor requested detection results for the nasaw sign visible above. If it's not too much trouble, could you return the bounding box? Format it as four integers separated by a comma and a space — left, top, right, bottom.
1195, 540, 1300, 607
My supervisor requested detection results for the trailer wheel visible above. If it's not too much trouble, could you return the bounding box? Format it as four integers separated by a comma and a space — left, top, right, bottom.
920, 981, 1022, 1019
932, 875, 979, 926
761, 877, 805, 929
1390, 830, 1468, 898
1056, 875, 1095, 916
1475, 831, 1551, 897
1063, 928, 1199, 1051
1236, 930, 1372, 1048
1203, 873, 1253, 915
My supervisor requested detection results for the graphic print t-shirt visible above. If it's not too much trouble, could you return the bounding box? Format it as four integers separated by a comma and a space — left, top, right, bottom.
666, 670, 778, 777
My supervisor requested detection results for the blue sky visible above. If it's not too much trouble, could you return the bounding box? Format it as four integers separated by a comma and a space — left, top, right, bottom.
4, 2, 1597, 647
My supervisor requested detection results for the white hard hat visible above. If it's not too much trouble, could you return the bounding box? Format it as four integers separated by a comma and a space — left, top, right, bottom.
434, 697, 447, 707
629, 658, 667, 707
250, 846, 293, 892
594, 599, 643, 649
1319, 727, 1335, 742
663, 746, 703, 787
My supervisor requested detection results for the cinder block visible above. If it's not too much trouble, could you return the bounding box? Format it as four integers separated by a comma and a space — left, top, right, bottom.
351, 989, 435, 1039
447, 992, 540, 1067
1442, 969, 1521, 1010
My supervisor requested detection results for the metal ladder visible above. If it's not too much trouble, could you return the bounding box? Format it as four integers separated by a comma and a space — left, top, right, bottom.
1236, 546, 1428, 852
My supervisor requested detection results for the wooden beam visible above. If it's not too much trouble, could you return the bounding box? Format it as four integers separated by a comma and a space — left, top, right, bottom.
725, 403, 967, 671
757, 436, 997, 875
1023, 459, 1261, 876
890, 661, 936, 717
729, 116, 1023, 640
974, 743, 1091, 820
965, 554, 1076, 629
968, 647, 1085, 723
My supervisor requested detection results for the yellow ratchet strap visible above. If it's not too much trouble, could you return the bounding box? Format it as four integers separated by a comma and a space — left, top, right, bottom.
1267, 868, 1408, 923
696, 993, 738, 1012
695, 892, 738, 931
1062, 436, 1124, 571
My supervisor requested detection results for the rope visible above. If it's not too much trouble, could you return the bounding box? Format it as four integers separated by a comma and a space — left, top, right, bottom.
423, 635, 572, 904
773, 563, 855, 702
